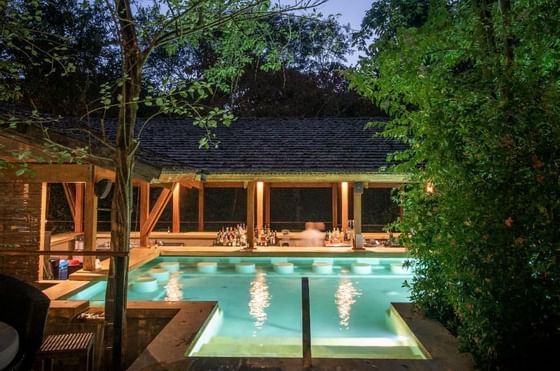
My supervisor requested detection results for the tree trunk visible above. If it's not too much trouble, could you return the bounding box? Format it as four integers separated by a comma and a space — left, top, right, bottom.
104, 0, 142, 369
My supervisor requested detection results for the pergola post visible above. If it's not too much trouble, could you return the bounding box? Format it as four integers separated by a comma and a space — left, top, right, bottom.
83, 180, 98, 270
246, 181, 256, 248
341, 181, 349, 232
74, 184, 84, 233
172, 183, 181, 233
353, 182, 364, 250
139, 183, 150, 247
256, 181, 264, 232
38, 182, 48, 280
331, 183, 338, 229
264, 183, 271, 227
198, 184, 204, 231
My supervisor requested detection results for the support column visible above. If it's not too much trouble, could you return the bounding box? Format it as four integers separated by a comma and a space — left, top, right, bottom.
256, 181, 264, 232
198, 185, 204, 231
38, 182, 48, 280
341, 182, 348, 232
246, 181, 255, 248
353, 182, 364, 250
331, 183, 338, 229
264, 183, 271, 227
75, 183, 84, 233
83, 180, 98, 270
172, 183, 181, 233
139, 183, 150, 247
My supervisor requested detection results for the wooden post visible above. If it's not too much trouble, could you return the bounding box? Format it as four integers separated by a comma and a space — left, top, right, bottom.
353, 182, 364, 250
264, 183, 271, 227
38, 182, 48, 280
83, 180, 98, 270
198, 185, 204, 232
331, 183, 338, 229
256, 181, 264, 232
139, 183, 150, 247
75, 183, 84, 233
246, 181, 255, 248
341, 181, 348, 232
172, 183, 180, 233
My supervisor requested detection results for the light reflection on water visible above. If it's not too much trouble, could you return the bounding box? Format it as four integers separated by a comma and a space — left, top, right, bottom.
248, 271, 271, 335
334, 270, 362, 330
164, 272, 183, 301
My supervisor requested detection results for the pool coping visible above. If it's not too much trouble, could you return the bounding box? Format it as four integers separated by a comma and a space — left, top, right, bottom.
126, 302, 473, 371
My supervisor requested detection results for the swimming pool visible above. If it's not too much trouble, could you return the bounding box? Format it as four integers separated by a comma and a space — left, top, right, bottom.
68, 256, 426, 359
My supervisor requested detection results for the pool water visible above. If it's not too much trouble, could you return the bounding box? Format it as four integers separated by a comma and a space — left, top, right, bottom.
68, 256, 426, 359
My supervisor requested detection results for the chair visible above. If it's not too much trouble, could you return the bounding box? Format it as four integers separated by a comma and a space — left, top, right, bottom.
0, 274, 50, 371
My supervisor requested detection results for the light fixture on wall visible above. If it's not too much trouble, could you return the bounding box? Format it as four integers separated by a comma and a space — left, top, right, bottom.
425, 181, 435, 194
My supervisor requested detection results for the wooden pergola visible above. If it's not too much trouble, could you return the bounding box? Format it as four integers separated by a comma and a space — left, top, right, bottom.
0, 117, 408, 281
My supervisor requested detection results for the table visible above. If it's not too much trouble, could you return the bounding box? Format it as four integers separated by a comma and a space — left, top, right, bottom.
0, 321, 19, 370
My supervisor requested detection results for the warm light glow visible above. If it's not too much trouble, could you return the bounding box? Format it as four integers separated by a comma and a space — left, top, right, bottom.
256, 181, 264, 231
425, 181, 435, 194
334, 270, 362, 329
164, 272, 183, 301
248, 271, 271, 334
341, 182, 349, 230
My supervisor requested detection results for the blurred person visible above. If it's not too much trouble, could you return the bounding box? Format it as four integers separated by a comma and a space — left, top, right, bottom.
301, 222, 325, 247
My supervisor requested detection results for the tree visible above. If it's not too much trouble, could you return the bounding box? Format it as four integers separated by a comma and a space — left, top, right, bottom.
73, 1, 325, 369
352, 0, 429, 58
350, 0, 560, 369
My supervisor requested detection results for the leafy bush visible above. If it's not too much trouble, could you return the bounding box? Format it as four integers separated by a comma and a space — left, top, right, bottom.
351, 1, 560, 369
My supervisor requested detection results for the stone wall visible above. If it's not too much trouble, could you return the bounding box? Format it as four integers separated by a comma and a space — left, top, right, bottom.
0, 182, 42, 282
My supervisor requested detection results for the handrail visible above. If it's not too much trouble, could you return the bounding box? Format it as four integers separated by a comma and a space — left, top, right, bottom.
301, 277, 312, 369
0, 250, 129, 256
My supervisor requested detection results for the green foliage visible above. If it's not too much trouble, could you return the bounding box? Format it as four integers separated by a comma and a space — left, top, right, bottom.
351, 0, 560, 369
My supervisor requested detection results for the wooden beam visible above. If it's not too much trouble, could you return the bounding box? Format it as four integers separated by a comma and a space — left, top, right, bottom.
367, 182, 404, 189
256, 181, 264, 231
83, 180, 97, 270
38, 182, 48, 280
341, 182, 348, 232
198, 185, 204, 232
178, 179, 203, 190
190, 173, 410, 183
94, 166, 115, 182
264, 183, 271, 227
353, 182, 364, 249
204, 182, 245, 188
331, 183, 338, 229
140, 188, 173, 237
246, 181, 255, 248
74, 183, 84, 233
62, 183, 76, 221
0, 164, 94, 182
172, 183, 181, 233
269, 182, 333, 188
139, 183, 150, 247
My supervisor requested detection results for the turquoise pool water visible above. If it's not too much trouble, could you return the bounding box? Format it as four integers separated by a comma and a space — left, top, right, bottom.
69, 256, 426, 359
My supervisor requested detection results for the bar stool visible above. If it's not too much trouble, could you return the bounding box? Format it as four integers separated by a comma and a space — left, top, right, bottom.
36, 332, 95, 371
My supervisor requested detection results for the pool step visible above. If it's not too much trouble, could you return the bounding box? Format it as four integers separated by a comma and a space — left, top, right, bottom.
193, 336, 301, 357
312, 345, 424, 359
191, 336, 424, 359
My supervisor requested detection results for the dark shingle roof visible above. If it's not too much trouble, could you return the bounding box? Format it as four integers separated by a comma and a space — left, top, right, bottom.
137, 117, 405, 173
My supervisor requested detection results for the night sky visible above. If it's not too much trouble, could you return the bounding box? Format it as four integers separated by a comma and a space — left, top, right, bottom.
281, 0, 373, 65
